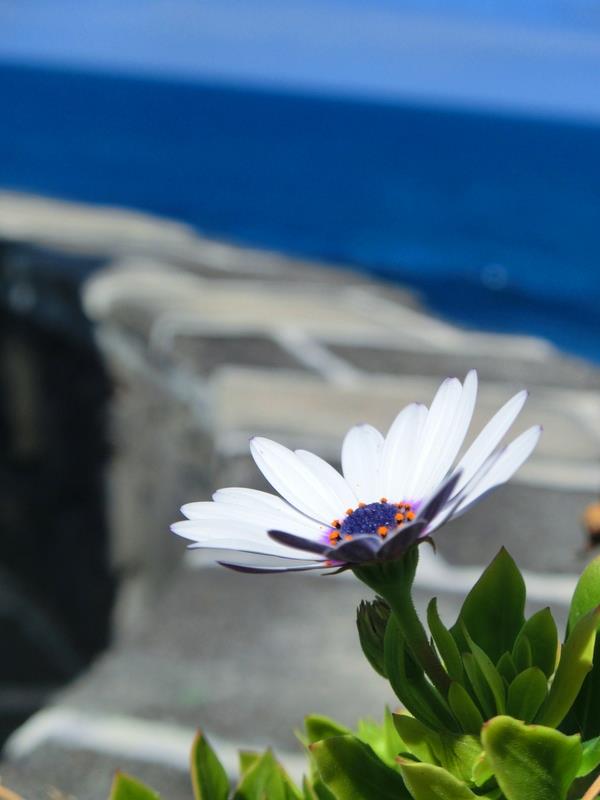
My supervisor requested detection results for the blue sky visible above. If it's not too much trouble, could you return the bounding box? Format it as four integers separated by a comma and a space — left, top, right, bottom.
2, 0, 600, 119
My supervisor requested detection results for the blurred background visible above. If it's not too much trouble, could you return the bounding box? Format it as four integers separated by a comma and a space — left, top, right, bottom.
0, 1, 600, 795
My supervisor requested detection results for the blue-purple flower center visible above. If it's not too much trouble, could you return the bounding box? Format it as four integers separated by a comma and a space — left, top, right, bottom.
328, 500, 416, 546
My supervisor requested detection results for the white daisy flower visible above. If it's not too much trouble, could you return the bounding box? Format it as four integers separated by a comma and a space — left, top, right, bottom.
171, 371, 541, 573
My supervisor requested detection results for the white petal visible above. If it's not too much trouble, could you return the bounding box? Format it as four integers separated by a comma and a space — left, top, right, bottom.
180, 500, 326, 539
341, 424, 384, 503
380, 403, 426, 500
453, 426, 542, 515
171, 519, 318, 559
405, 378, 463, 499
212, 487, 325, 535
295, 450, 357, 511
453, 389, 528, 494
416, 370, 478, 498
250, 437, 342, 523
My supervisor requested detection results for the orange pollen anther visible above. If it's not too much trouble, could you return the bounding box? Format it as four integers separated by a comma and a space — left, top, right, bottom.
344, 534, 353, 541
380, 497, 388, 503
329, 531, 340, 543
346, 508, 354, 515
331, 519, 341, 529
395, 513, 405, 523
406, 511, 416, 521
358, 502, 366, 508
377, 526, 389, 537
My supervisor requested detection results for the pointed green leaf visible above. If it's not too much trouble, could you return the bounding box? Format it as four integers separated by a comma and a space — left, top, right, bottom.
239, 752, 261, 777
399, 761, 478, 799
356, 708, 405, 766
384, 615, 457, 731
393, 714, 440, 765
514, 608, 559, 679
471, 753, 493, 788
190, 731, 229, 800
462, 626, 506, 714
482, 716, 581, 800
462, 653, 495, 719
428, 598, 464, 682
577, 736, 600, 778
452, 549, 525, 663
448, 682, 484, 735
233, 749, 301, 800
506, 667, 548, 722
536, 606, 600, 728
512, 635, 532, 672
109, 773, 160, 800
305, 715, 351, 745
310, 735, 411, 800
568, 557, 600, 739
496, 652, 517, 684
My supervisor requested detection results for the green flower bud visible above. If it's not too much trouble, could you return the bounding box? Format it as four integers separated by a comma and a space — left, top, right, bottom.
356, 596, 391, 678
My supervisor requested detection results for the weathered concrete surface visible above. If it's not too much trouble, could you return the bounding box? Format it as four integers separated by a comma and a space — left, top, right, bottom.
0, 191, 597, 797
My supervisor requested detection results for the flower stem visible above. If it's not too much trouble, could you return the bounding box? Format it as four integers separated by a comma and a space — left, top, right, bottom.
583, 775, 600, 800
353, 549, 450, 696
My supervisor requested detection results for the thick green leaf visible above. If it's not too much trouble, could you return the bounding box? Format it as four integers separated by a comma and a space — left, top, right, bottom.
536, 607, 600, 728
462, 626, 506, 714
471, 753, 493, 788
462, 654, 495, 720
568, 557, 600, 739
305, 715, 351, 745
232, 749, 301, 800
399, 761, 478, 799
514, 608, 559, 679
577, 736, 600, 778
506, 667, 548, 722
384, 615, 457, 731
428, 598, 464, 682
496, 652, 517, 684
448, 682, 484, 735
109, 773, 160, 800
302, 777, 336, 800
451, 549, 525, 663
482, 716, 582, 800
310, 735, 411, 800
191, 731, 229, 800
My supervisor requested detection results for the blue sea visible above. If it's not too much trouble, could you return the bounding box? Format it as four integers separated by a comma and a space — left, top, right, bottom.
1, 62, 600, 362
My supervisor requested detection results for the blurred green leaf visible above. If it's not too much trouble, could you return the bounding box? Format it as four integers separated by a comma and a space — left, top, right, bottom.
399, 761, 479, 799
506, 667, 548, 722
482, 716, 581, 800
451, 549, 525, 664
537, 607, 599, 728
512, 634, 533, 672
462, 653, 495, 720
448, 682, 484, 735
462, 626, 506, 714
109, 773, 160, 800
514, 608, 559, 679
356, 708, 405, 766
302, 776, 335, 800
496, 652, 517, 684
428, 599, 464, 682
393, 713, 482, 784
190, 731, 229, 800
239, 752, 261, 777
305, 715, 351, 745
577, 736, 600, 778
310, 735, 411, 800
384, 615, 457, 732
568, 557, 600, 740
470, 752, 494, 788
232, 749, 301, 800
